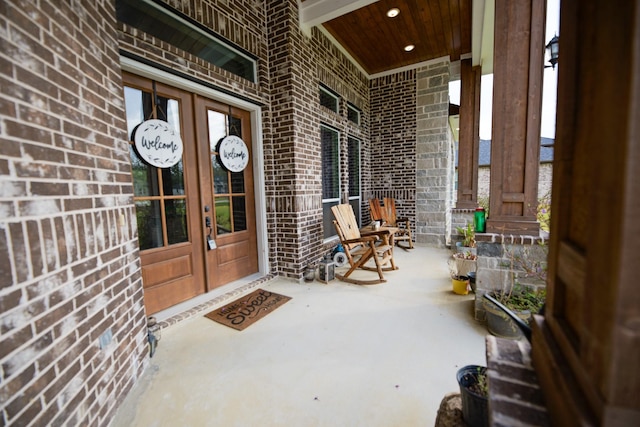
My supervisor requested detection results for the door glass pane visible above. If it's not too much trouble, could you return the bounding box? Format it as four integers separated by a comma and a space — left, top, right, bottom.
229, 116, 242, 137
208, 110, 227, 150
124, 86, 152, 139
215, 196, 231, 235
166, 99, 181, 134
212, 155, 229, 193
166, 199, 188, 244
136, 200, 163, 250
162, 161, 185, 195
232, 196, 247, 232
130, 146, 160, 197
231, 171, 244, 193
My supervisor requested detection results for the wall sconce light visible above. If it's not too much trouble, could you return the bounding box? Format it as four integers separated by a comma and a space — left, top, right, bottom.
545, 34, 559, 69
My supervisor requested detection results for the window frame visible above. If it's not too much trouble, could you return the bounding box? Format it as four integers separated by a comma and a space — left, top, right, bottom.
347, 103, 361, 125
347, 135, 361, 226
116, 0, 258, 83
319, 85, 340, 113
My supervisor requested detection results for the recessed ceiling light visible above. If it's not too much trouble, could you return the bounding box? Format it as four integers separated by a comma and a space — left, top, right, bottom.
387, 8, 400, 18
404, 44, 415, 52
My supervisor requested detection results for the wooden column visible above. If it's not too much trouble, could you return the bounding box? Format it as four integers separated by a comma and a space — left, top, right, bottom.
456, 59, 481, 209
531, 0, 640, 425
486, 0, 545, 235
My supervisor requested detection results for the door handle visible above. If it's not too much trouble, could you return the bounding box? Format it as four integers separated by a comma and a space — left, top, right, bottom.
205, 216, 211, 228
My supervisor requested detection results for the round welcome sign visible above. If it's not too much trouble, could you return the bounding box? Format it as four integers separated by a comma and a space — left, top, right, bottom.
218, 135, 249, 172
133, 119, 184, 168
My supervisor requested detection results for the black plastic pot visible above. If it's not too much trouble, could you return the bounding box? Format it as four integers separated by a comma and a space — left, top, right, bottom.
483, 294, 533, 341
468, 271, 476, 292
456, 365, 489, 427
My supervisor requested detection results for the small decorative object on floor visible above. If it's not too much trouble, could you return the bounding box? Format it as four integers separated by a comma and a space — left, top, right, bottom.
318, 255, 335, 283
303, 265, 316, 282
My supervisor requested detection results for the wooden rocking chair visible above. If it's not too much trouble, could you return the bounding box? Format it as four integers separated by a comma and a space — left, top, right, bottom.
368, 198, 414, 250
331, 204, 396, 285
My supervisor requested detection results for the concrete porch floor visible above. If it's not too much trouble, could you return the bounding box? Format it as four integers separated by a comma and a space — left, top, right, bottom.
110, 246, 488, 427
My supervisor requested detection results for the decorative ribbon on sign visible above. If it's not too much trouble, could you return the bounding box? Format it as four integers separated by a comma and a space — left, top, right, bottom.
132, 81, 184, 168
217, 106, 249, 172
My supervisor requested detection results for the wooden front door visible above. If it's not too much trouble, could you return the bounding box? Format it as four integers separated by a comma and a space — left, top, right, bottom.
123, 73, 258, 314
195, 97, 258, 288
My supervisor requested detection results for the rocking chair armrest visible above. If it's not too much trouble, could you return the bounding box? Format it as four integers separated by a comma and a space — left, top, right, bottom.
359, 229, 392, 238
342, 236, 378, 245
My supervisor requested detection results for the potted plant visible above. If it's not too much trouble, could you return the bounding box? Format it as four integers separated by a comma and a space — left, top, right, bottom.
456, 365, 489, 427
484, 284, 546, 339
483, 244, 547, 339
455, 222, 476, 255
448, 255, 474, 295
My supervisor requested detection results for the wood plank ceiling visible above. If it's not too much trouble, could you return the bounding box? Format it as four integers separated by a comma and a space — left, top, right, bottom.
319, 0, 472, 75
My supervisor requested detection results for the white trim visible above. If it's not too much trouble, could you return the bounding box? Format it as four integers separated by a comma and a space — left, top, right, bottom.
120, 56, 270, 277
317, 26, 370, 77
298, 0, 377, 36
369, 55, 452, 79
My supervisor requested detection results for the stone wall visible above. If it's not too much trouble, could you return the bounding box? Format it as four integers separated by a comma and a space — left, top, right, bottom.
474, 235, 548, 321
0, 1, 148, 425
478, 163, 552, 200
416, 60, 451, 247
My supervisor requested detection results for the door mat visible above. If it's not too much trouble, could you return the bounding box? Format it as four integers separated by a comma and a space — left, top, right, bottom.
204, 289, 291, 331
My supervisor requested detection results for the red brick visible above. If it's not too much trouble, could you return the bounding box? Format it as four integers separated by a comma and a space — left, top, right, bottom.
42, 359, 81, 405
2, 330, 52, 377
5, 393, 43, 424
4, 120, 54, 146
22, 143, 64, 163
8, 222, 28, 283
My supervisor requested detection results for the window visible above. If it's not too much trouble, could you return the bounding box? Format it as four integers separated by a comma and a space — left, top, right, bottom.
319, 86, 339, 113
321, 125, 340, 239
347, 103, 361, 125
348, 136, 361, 225
116, 0, 257, 82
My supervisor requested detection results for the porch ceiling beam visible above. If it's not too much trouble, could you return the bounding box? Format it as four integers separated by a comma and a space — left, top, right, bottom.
298, 0, 379, 35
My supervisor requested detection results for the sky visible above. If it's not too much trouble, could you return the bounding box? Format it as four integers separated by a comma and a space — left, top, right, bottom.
450, 0, 560, 140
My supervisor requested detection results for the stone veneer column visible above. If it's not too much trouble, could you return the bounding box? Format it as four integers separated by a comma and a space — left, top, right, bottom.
415, 60, 451, 247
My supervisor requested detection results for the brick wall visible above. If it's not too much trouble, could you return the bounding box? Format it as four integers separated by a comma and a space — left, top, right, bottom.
265, 3, 370, 276
370, 71, 417, 227
0, 1, 147, 426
